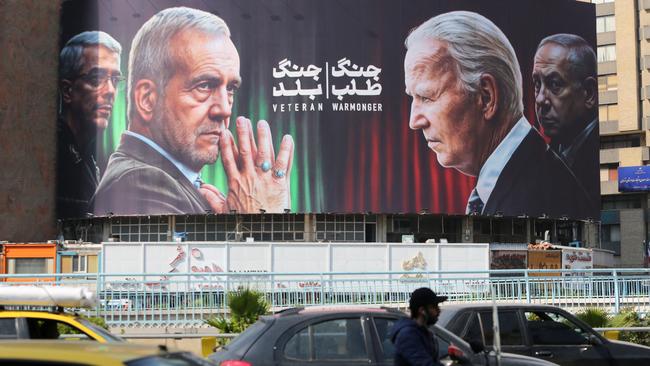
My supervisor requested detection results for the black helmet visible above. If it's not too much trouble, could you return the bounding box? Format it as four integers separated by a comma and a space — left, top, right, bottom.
409, 287, 447, 313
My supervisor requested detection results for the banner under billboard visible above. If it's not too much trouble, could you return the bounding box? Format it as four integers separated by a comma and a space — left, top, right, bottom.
56, 0, 599, 219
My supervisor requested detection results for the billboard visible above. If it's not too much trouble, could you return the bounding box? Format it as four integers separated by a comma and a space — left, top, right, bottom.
618, 166, 650, 192
490, 250, 527, 270
56, 0, 599, 219
527, 250, 561, 277
561, 248, 593, 277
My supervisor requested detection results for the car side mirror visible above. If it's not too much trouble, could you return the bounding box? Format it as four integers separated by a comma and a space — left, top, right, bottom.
588, 334, 603, 346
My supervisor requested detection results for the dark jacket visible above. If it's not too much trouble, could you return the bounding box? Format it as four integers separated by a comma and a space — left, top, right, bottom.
56, 118, 100, 218
92, 133, 212, 216
390, 318, 440, 366
483, 128, 597, 219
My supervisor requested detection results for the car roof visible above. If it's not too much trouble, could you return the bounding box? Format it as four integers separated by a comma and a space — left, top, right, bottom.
272, 306, 408, 318
0, 309, 78, 318
441, 303, 563, 312
0, 340, 172, 365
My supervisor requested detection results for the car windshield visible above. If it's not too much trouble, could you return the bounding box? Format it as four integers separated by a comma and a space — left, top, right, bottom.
75, 317, 123, 342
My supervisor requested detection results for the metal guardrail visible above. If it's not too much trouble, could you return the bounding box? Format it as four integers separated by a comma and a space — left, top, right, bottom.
1, 268, 650, 327
593, 327, 650, 332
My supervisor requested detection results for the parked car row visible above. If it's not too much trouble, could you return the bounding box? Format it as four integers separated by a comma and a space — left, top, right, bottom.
209, 304, 650, 366
437, 304, 650, 366
2, 286, 650, 365
208, 306, 558, 366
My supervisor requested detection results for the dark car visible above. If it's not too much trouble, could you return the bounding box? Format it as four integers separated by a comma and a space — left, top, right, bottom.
209, 306, 558, 366
437, 303, 650, 366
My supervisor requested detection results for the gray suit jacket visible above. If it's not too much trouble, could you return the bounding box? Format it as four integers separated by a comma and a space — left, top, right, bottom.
92, 133, 212, 216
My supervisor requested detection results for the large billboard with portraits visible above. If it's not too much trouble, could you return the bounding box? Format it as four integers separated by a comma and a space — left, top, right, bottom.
57, 0, 599, 219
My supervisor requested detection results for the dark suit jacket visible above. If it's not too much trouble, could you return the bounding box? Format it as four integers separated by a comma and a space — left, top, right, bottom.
92, 133, 212, 216
482, 129, 598, 219
57, 118, 100, 219
564, 123, 600, 203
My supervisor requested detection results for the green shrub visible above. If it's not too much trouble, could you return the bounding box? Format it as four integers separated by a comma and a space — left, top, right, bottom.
575, 308, 610, 328
608, 308, 650, 346
205, 289, 269, 335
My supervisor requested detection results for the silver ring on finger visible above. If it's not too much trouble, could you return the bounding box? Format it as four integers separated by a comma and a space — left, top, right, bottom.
260, 160, 271, 172
273, 169, 286, 178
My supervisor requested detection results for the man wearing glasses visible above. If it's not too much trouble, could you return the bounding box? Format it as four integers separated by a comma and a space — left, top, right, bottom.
57, 31, 122, 218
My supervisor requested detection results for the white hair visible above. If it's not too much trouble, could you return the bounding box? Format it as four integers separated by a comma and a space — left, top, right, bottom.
128, 7, 231, 120
406, 11, 523, 120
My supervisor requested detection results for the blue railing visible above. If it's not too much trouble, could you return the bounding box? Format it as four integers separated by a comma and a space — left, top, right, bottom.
1, 268, 649, 327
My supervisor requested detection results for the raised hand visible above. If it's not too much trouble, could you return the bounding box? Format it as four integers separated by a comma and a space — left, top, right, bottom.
198, 181, 227, 213
220, 116, 294, 213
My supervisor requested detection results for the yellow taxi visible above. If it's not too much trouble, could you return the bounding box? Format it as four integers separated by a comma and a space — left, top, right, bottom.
0, 341, 217, 366
0, 309, 123, 342
0, 285, 122, 342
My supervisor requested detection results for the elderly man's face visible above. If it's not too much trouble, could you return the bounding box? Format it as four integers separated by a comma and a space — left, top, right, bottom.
68, 45, 121, 130
405, 39, 482, 176
155, 29, 241, 172
533, 43, 590, 142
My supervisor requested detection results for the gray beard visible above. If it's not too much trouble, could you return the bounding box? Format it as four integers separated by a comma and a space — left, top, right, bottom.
155, 107, 220, 170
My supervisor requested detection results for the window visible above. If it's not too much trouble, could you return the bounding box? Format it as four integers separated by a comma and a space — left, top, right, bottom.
524, 311, 590, 345
26, 318, 91, 341
608, 167, 618, 182
284, 318, 368, 361
597, 45, 616, 62
602, 195, 643, 210
600, 164, 619, 182
596, 16, 615, 33
72, 255, 87, 272
0, 319, 17, 339
598, 75, 617, 92
598, 104, 618, 122
7, 258, 54, 274
464, 311, 524, 346
174, 214, 305, 242
373, 318, 397, 361
601, 224, 621, 242
284, 326, 310, 360
600, 134, 641, 150
110, 216, 169, 242
316, 214, 375, 242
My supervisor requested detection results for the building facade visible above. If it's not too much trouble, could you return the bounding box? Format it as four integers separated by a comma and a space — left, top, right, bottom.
579, 0, 650, 266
